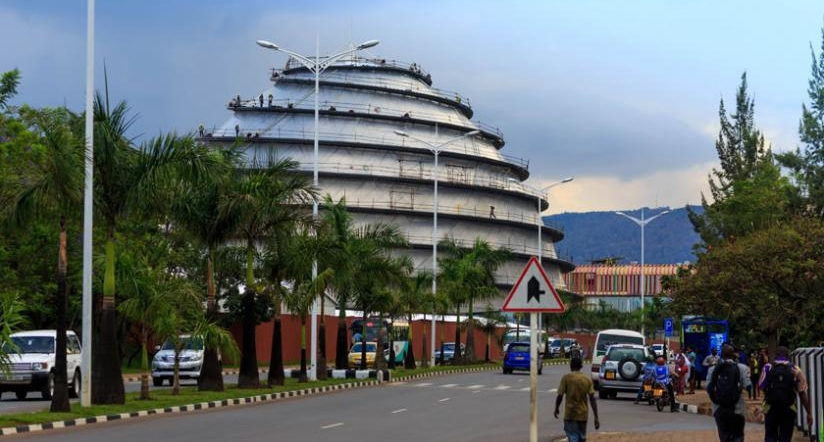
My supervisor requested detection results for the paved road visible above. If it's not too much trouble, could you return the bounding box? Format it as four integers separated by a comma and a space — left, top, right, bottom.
0, 365, 725, 442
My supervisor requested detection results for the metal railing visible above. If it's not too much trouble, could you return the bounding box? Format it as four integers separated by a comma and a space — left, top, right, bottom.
402, 233, 563, 260
208, 126, 526, 171
283, 56, 432, 83
226, 97, 504, 143
273, 69, 472, 111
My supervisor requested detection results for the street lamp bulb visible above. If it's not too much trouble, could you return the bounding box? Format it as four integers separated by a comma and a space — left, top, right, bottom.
466, 130, 481, 136
394, 130, 409, 137
256, 40, 279, 50
357, 40, 380, 50
561, 177, 574, 183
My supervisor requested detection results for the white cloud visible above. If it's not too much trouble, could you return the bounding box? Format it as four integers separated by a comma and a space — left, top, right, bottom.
542, 161, 717, 214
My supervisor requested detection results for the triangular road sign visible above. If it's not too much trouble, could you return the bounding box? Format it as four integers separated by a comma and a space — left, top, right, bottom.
501, 256, 565, 312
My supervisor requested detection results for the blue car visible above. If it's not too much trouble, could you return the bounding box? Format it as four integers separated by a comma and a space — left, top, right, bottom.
503, 341, 542, 375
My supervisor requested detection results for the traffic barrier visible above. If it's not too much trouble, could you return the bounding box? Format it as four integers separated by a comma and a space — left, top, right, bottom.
790, 347, 823, 440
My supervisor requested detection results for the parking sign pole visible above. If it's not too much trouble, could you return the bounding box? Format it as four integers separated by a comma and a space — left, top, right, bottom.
529, 311, 538, 442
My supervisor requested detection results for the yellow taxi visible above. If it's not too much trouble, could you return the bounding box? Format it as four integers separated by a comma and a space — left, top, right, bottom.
348, 342, 378, 369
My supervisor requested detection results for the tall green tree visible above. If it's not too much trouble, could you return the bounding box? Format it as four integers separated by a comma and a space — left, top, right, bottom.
91, 89, 221, 404
689, 72, 774, 247
220, 159, 314, 388
8, 106, 83, 412
0, 292, 26, 372
170, 147, 242, 391
776, 24, 824, 216
398, 272, 431, 368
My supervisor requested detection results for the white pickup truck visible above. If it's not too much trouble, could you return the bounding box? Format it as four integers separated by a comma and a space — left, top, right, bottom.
0, 330, 82, 400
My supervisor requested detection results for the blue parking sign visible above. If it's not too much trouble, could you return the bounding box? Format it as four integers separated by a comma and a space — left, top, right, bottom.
664, 317, 673, 337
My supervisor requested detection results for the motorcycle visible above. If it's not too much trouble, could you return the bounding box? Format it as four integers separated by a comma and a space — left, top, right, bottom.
652, 381, 674, 412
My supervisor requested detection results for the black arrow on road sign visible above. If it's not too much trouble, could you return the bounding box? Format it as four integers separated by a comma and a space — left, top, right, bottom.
527, 276, 544, 303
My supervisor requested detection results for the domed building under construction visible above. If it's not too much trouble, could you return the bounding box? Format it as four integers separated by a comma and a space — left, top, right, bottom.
203, 44, 574, 297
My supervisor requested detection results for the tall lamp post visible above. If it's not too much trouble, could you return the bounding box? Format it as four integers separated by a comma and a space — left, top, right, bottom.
535, 177, 573, 263
614, 208, 670, 338
257, 37, 379, 381
394, 129, 480, 366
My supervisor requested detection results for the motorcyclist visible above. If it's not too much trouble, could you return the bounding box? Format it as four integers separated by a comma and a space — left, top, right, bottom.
654, 355, 678, 412
634, 353, 657, 404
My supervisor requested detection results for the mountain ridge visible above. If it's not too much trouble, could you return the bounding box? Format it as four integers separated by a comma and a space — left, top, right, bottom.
545, 206, 702, 265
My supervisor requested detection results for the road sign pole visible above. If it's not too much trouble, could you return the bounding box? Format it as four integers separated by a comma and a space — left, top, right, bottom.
529, 311, 538, 442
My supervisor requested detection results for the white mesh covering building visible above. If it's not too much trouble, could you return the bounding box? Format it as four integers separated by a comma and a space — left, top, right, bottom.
204, 51, 574, 295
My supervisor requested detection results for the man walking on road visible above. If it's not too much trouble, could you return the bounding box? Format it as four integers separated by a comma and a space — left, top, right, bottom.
706, 344, 751, 442
554, 357, 600, 442
759, 346, 813, 442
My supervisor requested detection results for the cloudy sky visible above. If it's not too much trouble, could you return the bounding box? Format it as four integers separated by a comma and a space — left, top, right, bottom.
2, 1, 821, 214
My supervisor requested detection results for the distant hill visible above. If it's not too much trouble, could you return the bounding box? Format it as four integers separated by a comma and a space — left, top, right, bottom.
545, 206, 702, 265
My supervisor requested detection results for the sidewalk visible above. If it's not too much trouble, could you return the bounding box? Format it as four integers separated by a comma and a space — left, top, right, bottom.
577, 389, 813, 442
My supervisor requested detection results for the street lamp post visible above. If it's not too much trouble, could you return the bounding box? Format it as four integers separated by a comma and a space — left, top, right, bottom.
527, 177, 572, 442
257, 36, 379, 381
394, 129, 480, 367
615, 208, 670, 338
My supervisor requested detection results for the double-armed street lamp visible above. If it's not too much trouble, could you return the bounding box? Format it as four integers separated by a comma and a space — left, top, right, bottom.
256, 37, 379, 380
614, 208, 670, 338
535, 177, 574, 262
394, 129, 480, 366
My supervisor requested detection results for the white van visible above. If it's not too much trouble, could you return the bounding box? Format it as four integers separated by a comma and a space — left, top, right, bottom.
590, 329, 644, 388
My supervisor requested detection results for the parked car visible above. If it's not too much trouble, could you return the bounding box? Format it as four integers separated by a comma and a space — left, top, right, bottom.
0, 329, 82, 400
152, 335, 208, 386
651, 343, 666, 358
548, 338, 579, 358
502, 341, 542, 375
348, 342, 378, 369
597, 343, 651, 399
434, 342, 465, 365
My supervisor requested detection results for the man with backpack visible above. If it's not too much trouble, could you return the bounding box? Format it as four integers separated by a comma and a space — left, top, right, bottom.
758, 346, 813, 442
706, 344, 751, 442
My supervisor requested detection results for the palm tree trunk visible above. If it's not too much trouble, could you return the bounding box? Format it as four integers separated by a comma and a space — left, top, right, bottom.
267, 293, 285, 387
92, 232, 125, 404
299, 317, 308, 383
199, 252, 224, 391
360, 311, 368, 370
139, 339, 150, 400
50, 218, 70, 412
238, 245, 260, 389
172, 352, 180, 395
317, 297, 328, 380
335, 305, 349, 369
404, 312, 416, 369
465, 300, 475, 362
453, 305, 462, 363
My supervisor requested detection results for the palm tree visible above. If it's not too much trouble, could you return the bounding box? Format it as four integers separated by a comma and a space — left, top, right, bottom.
480, 305, 507, 362
220, 158, 314, 388
170, 147, 242, 391
0, 292, 26, 371
439, 238, 510, 362
8, 106, 83, 411
398, 272, 431, 369
347, 224, 410, 370
91, 89, 222, 404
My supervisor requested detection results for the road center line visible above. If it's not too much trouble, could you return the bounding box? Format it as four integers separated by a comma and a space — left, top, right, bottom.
438, 397, 451, 402
392, 408, 407, 414
321, 423, 344, 429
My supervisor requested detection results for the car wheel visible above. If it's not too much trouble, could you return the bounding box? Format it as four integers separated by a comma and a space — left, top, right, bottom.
152, 377, 163, 387
69, 370, 81, 398
598, 388, 608, 399
15, 390, 26, 400
41, 372, 54, 400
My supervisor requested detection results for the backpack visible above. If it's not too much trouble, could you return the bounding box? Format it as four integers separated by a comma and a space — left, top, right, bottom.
764, 364, 796, 409
709, 361, 741, 408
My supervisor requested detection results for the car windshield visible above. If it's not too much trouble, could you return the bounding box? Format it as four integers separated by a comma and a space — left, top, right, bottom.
607, 348, 645, 361
160, 337, 204, 351
508, 343, 530, 353
597, 334, 643, 352
351, 343, 377, 352
3, 336, 54, 354
443, 344, 455, 351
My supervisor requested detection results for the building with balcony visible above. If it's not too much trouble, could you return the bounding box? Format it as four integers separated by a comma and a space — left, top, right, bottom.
202, 51, 574, 298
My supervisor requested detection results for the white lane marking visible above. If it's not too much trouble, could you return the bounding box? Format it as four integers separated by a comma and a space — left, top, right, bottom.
413, 382, 433, 387
494, 385, 512, 390
321, 423, 344, 430
473, 390, 482, 393
392, 408, 407, 414
549, 388, 558, 393
438, 397, 451, 402
520, 387, 531, 391
466, 384, 485, 390
441, 383, 459, 388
